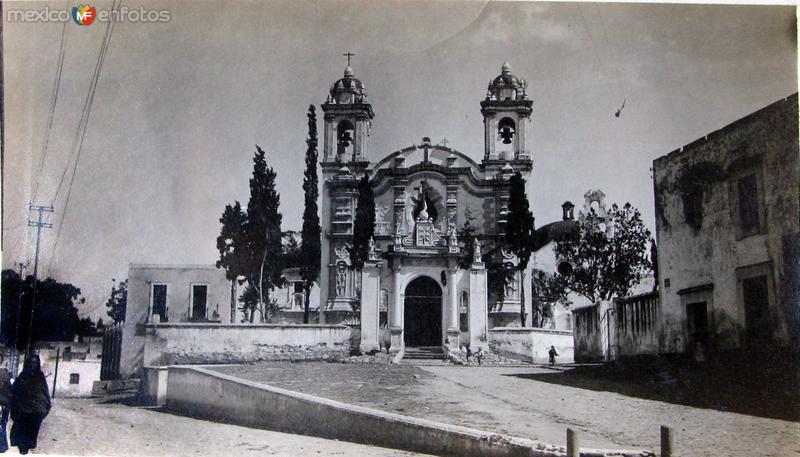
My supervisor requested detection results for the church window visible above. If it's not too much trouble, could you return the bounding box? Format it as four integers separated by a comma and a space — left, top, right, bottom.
498, 118, 516, 145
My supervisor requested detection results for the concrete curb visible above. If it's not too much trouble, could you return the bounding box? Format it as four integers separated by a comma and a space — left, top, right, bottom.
164, 365, 653, 457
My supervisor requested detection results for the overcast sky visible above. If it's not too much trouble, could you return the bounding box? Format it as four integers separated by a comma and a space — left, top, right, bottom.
2, 1, 796, 321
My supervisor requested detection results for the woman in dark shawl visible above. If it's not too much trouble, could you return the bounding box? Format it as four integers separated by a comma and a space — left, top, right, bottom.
10, 355, 50, 455
0, 357, 11, 453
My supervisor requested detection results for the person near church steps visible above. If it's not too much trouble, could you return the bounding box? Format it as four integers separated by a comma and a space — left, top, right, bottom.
10, 355, 50, 455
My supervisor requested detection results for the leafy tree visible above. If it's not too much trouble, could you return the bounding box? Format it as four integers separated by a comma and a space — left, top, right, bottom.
505, 172, 535, 325
282, 231, 303, 269
531, 269, 569, 327
242, 146, 284, 323
1, 269, 95, 350
300, 106, 321, 323
349, 174, 375, 271
105, 279, 127, 324
554, 203, 653, 304
216, 201, 247, 322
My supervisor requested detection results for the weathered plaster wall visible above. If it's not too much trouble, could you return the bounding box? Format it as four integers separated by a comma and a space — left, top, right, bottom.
653, 94, 799, 353
40, 356, 101, 398
120, 264, 232, 377
142, 323, 351, 367
489, 327, 574, 364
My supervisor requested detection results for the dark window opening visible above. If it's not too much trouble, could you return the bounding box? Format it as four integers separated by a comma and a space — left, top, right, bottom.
191, 285, 208, 321
152, 284, 168, 322
737, 174, 760, 234
69, 373, 80, 384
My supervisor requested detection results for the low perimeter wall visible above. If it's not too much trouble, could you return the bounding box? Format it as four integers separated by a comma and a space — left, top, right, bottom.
142, 323, 351, 367
166, 366, 653, 457
489, 328, 574, 364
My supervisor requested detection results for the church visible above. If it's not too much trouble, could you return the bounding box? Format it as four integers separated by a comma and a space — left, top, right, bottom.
317, 62, 537, 355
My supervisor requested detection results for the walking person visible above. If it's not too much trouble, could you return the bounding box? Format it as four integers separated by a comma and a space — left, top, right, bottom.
0, 357, 11, 453
548, 345, 558, 366
10, 355, 50, 455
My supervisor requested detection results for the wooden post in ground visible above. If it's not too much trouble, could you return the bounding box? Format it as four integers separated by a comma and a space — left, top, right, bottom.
566, 428, 579, 457
660, 425, 673, 457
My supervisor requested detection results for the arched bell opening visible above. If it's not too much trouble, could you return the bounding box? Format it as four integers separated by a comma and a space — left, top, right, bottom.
498, 117, 516, 145
337, 120, 355, 160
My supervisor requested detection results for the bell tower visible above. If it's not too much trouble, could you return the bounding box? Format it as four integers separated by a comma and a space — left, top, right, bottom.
321, 62, 375, 164
480, 62, 533, 164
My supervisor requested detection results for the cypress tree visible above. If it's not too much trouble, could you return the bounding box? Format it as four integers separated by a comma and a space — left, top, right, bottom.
350, 174, 375, 271
300, 105, 321, 324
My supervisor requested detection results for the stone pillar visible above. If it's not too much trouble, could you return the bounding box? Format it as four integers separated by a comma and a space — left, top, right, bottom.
483, 116, 491, 160
359, 260, 381, 354
389, 265, 403, 354
469, 260, 489, 350
446, 267, 460, 352
488, 116, 496, 159
517, 114, 527, 158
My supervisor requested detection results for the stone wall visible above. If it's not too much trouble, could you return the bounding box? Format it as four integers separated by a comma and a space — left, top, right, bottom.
166, 366, 652, 457
653, 94, 799, 353
140, 323, 352, 368
571, 302, 613, 363
489, 327, 574, 364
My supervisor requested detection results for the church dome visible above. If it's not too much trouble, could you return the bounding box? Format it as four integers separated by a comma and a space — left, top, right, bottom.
487, 62, 527, 101
328, 66, 368, 104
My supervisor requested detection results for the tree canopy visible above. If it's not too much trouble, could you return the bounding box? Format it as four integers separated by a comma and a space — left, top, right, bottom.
1, 269, 97, 350
553, 202, 653, 304
505, 172, 535, 271
350, 174, 376, 271
104, 279, 127, 324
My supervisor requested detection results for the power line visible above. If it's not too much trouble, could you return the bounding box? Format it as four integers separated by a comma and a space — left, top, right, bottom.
51, 0, 118, 205
47, 0, 119, 277
31, 1, 70, 203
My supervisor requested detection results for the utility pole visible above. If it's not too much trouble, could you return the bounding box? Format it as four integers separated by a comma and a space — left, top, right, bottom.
26, 204, 54, 356
11, 262, 27, 375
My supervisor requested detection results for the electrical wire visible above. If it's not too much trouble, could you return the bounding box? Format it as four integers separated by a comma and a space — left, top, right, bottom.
31, 1, 70, 204
46, 0, 119, 277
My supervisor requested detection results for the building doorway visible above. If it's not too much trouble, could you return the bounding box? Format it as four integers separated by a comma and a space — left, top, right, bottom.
404, 276, 442, 347
686, 301, 709, 350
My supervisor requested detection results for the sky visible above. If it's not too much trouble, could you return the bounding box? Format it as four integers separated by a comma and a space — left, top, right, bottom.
2, 1, 797, 322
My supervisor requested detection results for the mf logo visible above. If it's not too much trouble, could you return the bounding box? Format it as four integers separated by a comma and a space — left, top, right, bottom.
72, 4, 96, 25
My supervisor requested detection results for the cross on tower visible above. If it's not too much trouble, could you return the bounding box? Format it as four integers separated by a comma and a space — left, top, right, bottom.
343, 51, 355, 67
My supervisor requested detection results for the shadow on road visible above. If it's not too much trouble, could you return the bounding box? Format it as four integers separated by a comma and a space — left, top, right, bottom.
503, 355, 800, 422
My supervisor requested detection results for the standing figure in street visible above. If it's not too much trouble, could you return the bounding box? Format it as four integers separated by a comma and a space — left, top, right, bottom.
10, 355, 50, 455
0, 360, 12, 453
548, 345, 558, 366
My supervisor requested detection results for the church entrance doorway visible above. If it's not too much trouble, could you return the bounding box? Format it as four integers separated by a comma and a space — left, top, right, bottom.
404, 276, 442, 347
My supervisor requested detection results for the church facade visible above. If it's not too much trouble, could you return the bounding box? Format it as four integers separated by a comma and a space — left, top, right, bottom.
318, 63, 536, 354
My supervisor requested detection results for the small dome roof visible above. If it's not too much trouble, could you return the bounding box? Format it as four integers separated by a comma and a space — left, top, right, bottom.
328, 66, 367, 104
487, 62, 528, 101
532, 220, 580, 251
